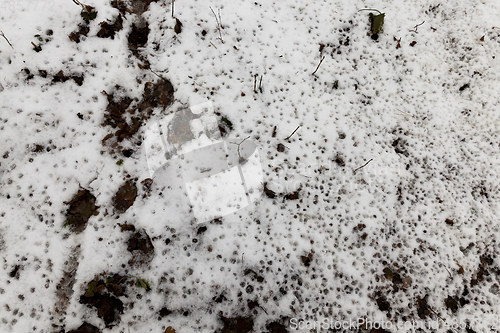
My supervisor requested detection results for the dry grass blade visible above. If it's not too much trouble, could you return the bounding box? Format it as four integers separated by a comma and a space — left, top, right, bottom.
210, 6, 224, 43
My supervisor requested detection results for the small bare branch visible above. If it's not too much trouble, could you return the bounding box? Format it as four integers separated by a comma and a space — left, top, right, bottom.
410, 21, 425, 33
285, 126, 300, 141
230, 136, 251, 162
353, 159, 373, 174
0, 31, 13, 49
311, 56, 325, 75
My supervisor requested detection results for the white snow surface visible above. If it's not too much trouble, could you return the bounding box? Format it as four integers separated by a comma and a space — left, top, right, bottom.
1, 0, 500, 332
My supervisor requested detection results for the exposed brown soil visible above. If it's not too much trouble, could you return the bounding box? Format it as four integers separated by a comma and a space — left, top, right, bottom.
112, 180, 138, 214
127, 228, 155, 267
64, 189, 99, 233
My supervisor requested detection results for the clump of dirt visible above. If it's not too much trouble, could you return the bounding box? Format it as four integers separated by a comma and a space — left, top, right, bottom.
244, 268, 265, 283
64, 189, 99, 233
174, 18, 183, 34
283, 189, 301, 201
112, 179, 138, 213
67, 322, 102, 333
263, 182, 277, 199
80, 275, 126, 327
128, 21, 150, 51
218, 315, 254, 333
140, 178, 153, 198
444, 294, 469, 313
101, 80, 174, 154
52, 70, 84, 86
21, 68, 84, 86
471, 253, 497, 287
68, 4, 96, 43
79, 273, 151, 327
80, 5, 97, 23
68, 24, 90, 43
216, 112, 234, 137
265, 320, 289, 333
141, 79, 175, 110
101, 86, 134, 137
416, 294, 430, 319
383, 267, 403, 291
373, 290, 391, 313
111, 0, 132, 15
97, 15, 124, 39
127, 228, 155, 267
301, 251, 314, 267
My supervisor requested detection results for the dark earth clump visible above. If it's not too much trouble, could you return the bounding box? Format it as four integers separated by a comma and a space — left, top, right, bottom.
141, 178, 153, 198
9, 265, 21, 279
383, 266, 403, 291
64, 188, 99, 233
263, 182, 277, 199
52, 70, 84, 86
97, 15, 124, 39
301, 251, 314, 267
101, 86, 134, 140
216, 112, 234, 137
158, 306, 172, 319
127, 228, 155, 266
174, 18, 183, 34
416, 294, 430, 319
218, 315, 254, 333
68, 24, 90, 43
68, 5, 96, 43
284, 189, 300, 201
79, 275, 126, 327
128, 22, 150, 50
112, 179, 138, 213
101, 80, 174, 154
266, 320, 289, 333
141, 79, 175, 110
244, 268, 265, 283
67, 322, 102, 333
373, 290, 391, 313
471, 253, 496, 287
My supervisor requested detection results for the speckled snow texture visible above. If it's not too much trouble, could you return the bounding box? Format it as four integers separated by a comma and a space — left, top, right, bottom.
1, 0, 500, 332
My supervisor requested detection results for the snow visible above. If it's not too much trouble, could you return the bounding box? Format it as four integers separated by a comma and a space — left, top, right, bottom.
1, 0, 500, 332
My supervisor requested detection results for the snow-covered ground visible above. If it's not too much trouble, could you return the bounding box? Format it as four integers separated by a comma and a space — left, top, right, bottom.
1, 0, 500, 332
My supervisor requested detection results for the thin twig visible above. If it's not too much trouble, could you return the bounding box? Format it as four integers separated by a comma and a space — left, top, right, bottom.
0, 31, 13, 49
230, 136, 251, 162
253, 74, 262, 94
396, 109, 414, 118
210, 41, 218, 49
410, 21, 425, 33
210, 6, 224, 43
429, 308, 460, 333
311, 56, 325, 75
353, 159, 373, 174
358, 8, 383, 14
193, 80, 215, 93
171, 0, 174, 18
285, 126, 300, 140
439, 262, 452, 277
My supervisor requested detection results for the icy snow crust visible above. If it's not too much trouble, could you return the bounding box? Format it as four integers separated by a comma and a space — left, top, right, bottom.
1, 0, 500, 332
